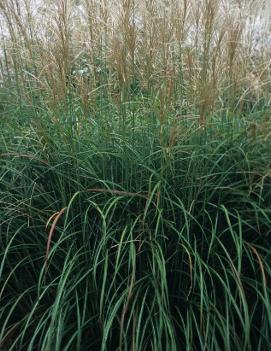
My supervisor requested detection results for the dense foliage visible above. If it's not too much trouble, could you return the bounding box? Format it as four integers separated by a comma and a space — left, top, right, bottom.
1, 116, 271, 350
0, 0, 271, 350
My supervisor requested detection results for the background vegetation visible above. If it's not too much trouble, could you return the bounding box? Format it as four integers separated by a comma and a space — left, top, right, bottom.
0, 0, 271, 350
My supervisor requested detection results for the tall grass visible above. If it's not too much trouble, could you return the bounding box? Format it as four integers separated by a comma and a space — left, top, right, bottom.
1, 1, 271, 350
1, 117, 271, 350
0, 0, 270, 125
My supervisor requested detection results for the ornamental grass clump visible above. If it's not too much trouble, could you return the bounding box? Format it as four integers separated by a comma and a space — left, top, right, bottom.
0, 1, 271, 350
1, 118, 271, 350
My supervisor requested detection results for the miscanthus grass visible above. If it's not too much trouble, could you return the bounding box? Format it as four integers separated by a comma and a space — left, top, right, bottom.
1, 114, 271, 350
0, 0, 271, 350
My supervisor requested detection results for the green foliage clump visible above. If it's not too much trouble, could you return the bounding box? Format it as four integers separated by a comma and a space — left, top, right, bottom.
1, 117, 271, 350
